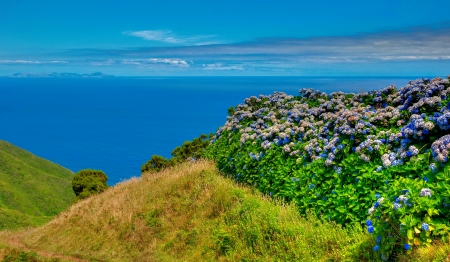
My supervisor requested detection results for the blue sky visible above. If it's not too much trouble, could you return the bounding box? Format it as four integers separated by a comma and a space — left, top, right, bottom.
1, 0, 450, 76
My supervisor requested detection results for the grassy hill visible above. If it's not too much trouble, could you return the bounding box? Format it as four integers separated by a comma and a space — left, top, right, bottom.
0, 160, 372, 261
0, 140, 75, 230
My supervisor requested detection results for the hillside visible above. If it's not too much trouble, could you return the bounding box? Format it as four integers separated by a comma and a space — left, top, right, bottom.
0, 160, 378, 261
1, 161, 449, 261
0, 140, 75, 230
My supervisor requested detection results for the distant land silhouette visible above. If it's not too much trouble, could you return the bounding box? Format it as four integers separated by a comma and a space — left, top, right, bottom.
9, 72, 114, 78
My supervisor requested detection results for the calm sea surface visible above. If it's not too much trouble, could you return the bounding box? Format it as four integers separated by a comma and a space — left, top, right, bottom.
0, 76, 420, 184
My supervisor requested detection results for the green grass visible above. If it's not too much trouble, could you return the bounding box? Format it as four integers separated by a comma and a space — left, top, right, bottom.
0, 140, 75, 230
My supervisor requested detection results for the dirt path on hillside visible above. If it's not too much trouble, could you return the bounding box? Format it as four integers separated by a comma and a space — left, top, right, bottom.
3, 231, 90, 262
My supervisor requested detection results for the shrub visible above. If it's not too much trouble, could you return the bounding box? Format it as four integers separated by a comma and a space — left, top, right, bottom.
206, 76, 450, 260
170, 134, 211, 165
72, 169, 109, 200
141, 155, 171, 173
141, 134, 211, 174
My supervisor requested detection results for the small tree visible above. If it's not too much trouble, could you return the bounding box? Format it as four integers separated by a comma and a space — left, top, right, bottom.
72, 169, 109, 201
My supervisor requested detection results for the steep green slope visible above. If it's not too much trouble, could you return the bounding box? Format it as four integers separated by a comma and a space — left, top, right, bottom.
0, 140, 75, 230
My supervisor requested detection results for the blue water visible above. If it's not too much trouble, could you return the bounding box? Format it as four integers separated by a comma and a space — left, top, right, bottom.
0, 76, 420, 185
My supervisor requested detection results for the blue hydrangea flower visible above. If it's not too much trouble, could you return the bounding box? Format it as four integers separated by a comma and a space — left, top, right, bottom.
429, 163, 437, 172
376, 235, 382, 244
373, 245, 380, 251
421, 223, 429, 231
404, 243, 411, 250
366, 219, 373, 226
393, 203, 402, 210
367, 225, 374, 234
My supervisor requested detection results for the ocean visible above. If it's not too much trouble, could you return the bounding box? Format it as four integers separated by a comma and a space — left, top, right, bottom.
0, 76, 421, 185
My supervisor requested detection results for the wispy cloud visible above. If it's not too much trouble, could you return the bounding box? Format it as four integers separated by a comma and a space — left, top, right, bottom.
122, 58, 189, 67
0, 60, 68, 64
123, 30, 217, 45
202, 63, 243, 71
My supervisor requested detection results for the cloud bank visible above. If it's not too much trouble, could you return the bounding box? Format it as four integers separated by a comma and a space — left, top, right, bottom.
4, 23, 450, 75
72, 24, 450, 72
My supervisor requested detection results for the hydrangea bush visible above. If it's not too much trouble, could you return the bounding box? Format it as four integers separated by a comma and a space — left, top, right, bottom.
205, 76, 450, 259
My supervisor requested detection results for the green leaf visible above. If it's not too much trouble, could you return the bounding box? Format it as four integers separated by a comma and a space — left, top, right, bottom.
407, 229, 414, 240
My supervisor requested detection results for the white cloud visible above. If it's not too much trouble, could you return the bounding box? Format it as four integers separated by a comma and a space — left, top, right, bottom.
0, 60, 68, 64
121, 58, 189, 67
202, 63, 244, 71
124, 30, 216, 45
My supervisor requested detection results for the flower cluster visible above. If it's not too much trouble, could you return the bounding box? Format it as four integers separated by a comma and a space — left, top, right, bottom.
420, 188, 432, 197
431, 134, 450, 162
212, 77, 450, 172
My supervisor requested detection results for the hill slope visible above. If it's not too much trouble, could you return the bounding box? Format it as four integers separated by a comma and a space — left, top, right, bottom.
1, 161, 449, 261
0, 160, 375, 261
0, 140, 75, 230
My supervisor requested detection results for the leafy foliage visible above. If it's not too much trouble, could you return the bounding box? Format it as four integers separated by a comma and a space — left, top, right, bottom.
170, 134, 211, 164
206, 76, 450, 259
141, 155, 171, 173
71, 169, 109, 201
141, 134, 211, 173
227, 106, 235, 116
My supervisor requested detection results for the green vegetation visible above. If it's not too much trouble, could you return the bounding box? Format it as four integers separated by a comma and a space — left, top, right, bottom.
206, 76, 450, 259
0, 247, 42, 262
0, 153, 448, 261
0, 140, 75, 230
141, 134, 211, 173
71, 169, 109, 201
227, 106, 235, 116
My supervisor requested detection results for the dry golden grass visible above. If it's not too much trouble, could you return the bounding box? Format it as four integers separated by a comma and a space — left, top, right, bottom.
16, 160, 219, 261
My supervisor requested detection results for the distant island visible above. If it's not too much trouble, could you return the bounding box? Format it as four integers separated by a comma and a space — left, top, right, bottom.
9, 72, 114, 78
